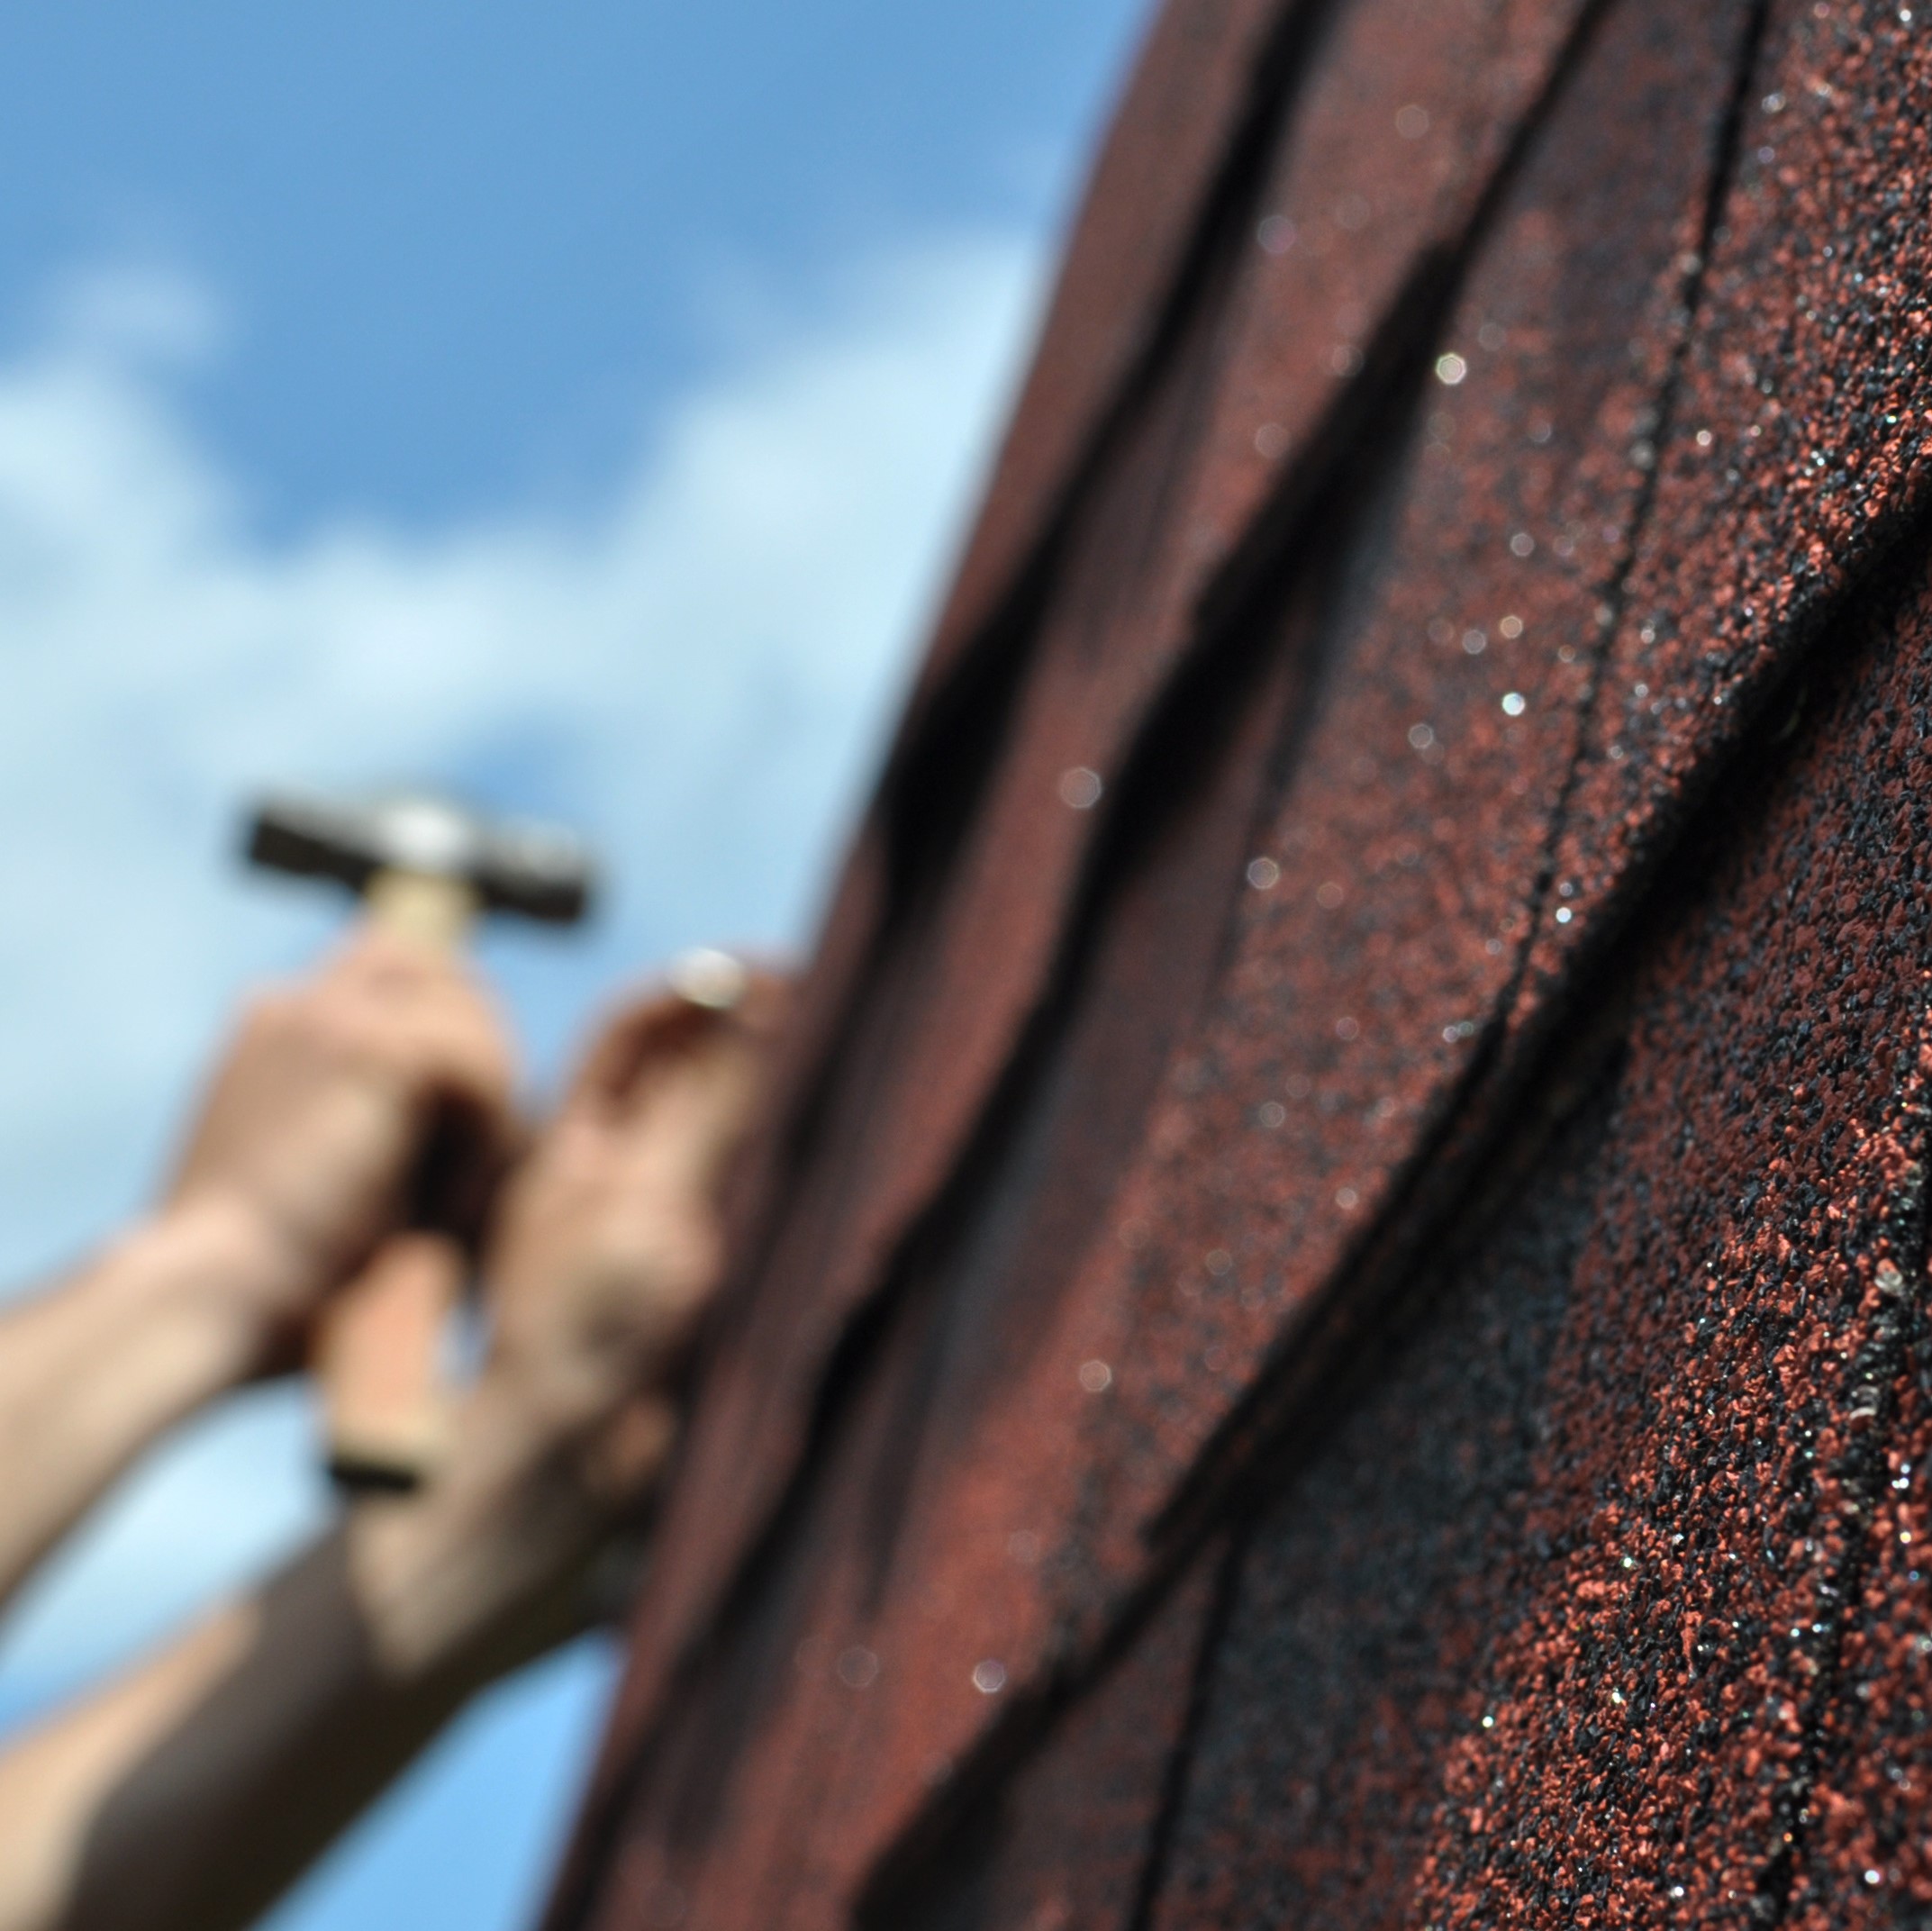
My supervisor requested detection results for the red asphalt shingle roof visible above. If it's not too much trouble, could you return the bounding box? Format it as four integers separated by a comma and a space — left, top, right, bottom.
548, 0, 1932, 1922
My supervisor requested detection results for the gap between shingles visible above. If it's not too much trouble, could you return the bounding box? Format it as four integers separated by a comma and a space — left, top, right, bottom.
1149, 0, 1778, 1559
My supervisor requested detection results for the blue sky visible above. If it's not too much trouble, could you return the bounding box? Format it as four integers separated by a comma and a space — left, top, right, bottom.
0, 5, 1146, 1927
0, 2, 1143, 530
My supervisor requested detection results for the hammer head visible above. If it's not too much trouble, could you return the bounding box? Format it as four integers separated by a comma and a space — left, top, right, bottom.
246, 791, 596, 927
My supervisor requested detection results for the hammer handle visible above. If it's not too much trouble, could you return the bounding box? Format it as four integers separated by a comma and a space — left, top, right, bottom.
315, 1233, 458, 1491
364, 867, 478, 950
314, 866, 479, 1492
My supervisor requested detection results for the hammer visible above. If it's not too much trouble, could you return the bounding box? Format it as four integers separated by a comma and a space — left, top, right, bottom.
244, 791, 596, 1492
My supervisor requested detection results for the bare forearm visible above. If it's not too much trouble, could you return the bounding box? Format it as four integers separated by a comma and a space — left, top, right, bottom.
0, 1203, 295, 1608
0, 960, 746, 1931
0, 1380, 637, 1931
22, 1546, 481, 1931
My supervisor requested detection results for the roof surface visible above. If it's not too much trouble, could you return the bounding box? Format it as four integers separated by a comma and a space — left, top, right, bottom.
546, 0, 1932, 1922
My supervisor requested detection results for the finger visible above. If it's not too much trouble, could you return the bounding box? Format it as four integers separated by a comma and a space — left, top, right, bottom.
671, 1031, 775, 1195
722, 966, 796, 1042
264, 925, 503, 1039
351, 997, 523, 1241
320, 971, 523, 1152
563, 990, 724, 1115
576, 1023, 772, 1219
304, 937, 494, 1067
323, 925, 449, 994
395, 1001, 521, 1141
564, 958, 794, 1116
320, 929, 507, 1037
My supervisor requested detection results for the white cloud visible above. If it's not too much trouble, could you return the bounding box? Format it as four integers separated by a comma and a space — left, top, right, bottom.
0, 231, 1044, 1283
33, 256, 232, 369
0, 228, 1045, 1718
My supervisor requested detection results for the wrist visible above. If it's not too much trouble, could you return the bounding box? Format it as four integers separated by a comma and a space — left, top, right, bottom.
0, 1201, 304, 1600
92, 1199, 305, 1390
344, 1375, 626, 1685
130, 1197, 316, 1366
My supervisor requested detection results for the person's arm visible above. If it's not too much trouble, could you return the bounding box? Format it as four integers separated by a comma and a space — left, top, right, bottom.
0, 973, 785, 1931
0, 934, 515, 1615
0, 1355, 631, 1931
0, 1201, 300, 1613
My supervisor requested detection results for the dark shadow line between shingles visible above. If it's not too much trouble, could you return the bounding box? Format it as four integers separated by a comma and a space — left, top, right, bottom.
845, 311, 1382, 1615
1149, 0, 1780, 1561
1122, 23, 1932, 1895
848, 1519, 1258, 1931
1492, 0, 1779, 1091
1160, 1, 1932, 1579
1118, 1528, 1254, 1931
868, 0, 1347, 875
850, 1005, 1637, 1925
730, 0, 1357, 1265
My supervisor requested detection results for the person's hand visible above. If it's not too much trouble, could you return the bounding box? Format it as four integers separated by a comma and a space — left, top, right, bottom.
164, 931, 518, 1353
478, 961, 789, 1501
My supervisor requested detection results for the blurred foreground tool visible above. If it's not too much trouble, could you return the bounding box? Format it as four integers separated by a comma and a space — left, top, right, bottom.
245, 791, 596, 1492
